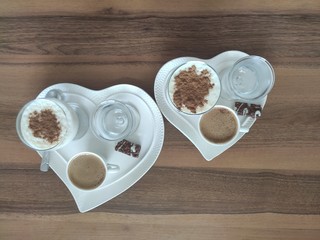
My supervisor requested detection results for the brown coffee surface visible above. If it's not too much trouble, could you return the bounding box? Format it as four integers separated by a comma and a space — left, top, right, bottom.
200, 107, 238, 144
68, 154, 106, 190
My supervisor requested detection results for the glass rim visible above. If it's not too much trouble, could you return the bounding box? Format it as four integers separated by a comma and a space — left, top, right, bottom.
91, 99, 134, 141
228, 55, 275, 101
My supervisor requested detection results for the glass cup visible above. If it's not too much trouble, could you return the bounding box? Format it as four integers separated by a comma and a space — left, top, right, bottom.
167, 61, 221, 115
16, 98, 79, 151
91, 100, 140, 141
221, 56, 275, 101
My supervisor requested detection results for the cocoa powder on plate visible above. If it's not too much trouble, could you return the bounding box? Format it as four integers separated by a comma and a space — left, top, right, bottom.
173, 65, 214, 113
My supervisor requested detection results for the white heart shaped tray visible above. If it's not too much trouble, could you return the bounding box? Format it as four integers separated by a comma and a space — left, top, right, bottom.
36, 83, 164, 213
154, 50, 267, 160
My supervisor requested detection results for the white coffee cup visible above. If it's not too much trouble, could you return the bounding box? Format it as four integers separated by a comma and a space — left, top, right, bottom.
199, 105, 247, 145
66, 152, 119, 191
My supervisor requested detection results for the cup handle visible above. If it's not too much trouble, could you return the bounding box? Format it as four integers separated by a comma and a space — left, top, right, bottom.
239, 127, 249, 133
239, 117, 255, 133
107, 163, 120, 173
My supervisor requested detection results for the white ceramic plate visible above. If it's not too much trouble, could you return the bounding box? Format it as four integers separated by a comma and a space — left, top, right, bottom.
154, 50, 267, 160
36, 83, 164, 212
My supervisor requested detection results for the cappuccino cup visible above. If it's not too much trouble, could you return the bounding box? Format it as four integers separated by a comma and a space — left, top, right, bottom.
199, 105, 247, 145
66, 152, 109, 191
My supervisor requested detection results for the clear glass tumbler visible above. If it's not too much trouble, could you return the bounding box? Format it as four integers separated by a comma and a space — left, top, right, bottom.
91, 100, 140, 141
222, 55, 275, 101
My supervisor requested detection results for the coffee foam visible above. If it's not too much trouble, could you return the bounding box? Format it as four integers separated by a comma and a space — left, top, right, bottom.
20, 99, 69, 150
168, 61, 221, 114
68, 154, 106, 190
200, 107, 238, 144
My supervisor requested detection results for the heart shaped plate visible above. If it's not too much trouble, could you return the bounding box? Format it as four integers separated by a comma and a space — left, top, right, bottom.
36, 83, 164, 212
154, 51, 267, 160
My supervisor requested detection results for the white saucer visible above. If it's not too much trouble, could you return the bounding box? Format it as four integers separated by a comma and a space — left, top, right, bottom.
154, 50, 267, 161
37, 83, 164, 213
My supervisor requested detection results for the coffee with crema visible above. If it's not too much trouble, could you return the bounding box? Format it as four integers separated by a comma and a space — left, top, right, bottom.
68, 153, 106, 190
200, 107, 238, 144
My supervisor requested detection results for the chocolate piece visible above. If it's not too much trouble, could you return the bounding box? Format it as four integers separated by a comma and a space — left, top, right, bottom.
235, 102, 262, 118
115, 139, 141, 158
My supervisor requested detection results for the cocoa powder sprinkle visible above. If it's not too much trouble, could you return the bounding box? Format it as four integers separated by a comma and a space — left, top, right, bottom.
28, 109, 61, 144
173, 65, 214, 113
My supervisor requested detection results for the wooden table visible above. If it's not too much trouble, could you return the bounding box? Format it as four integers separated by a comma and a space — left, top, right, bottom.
1, 1, 320, 239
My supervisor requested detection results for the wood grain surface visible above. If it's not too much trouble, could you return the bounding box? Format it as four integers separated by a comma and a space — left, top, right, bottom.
1, 1, 320, 239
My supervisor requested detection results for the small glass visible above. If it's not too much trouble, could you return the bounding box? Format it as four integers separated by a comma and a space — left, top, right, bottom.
91, 100, 140, 141
16, 98, 80, 151
167, 61, 221, 115
221, 55, 275, 101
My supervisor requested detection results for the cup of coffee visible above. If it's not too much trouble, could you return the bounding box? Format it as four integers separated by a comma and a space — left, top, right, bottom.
199, 105, 246, 145
66, 152, 107, 191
